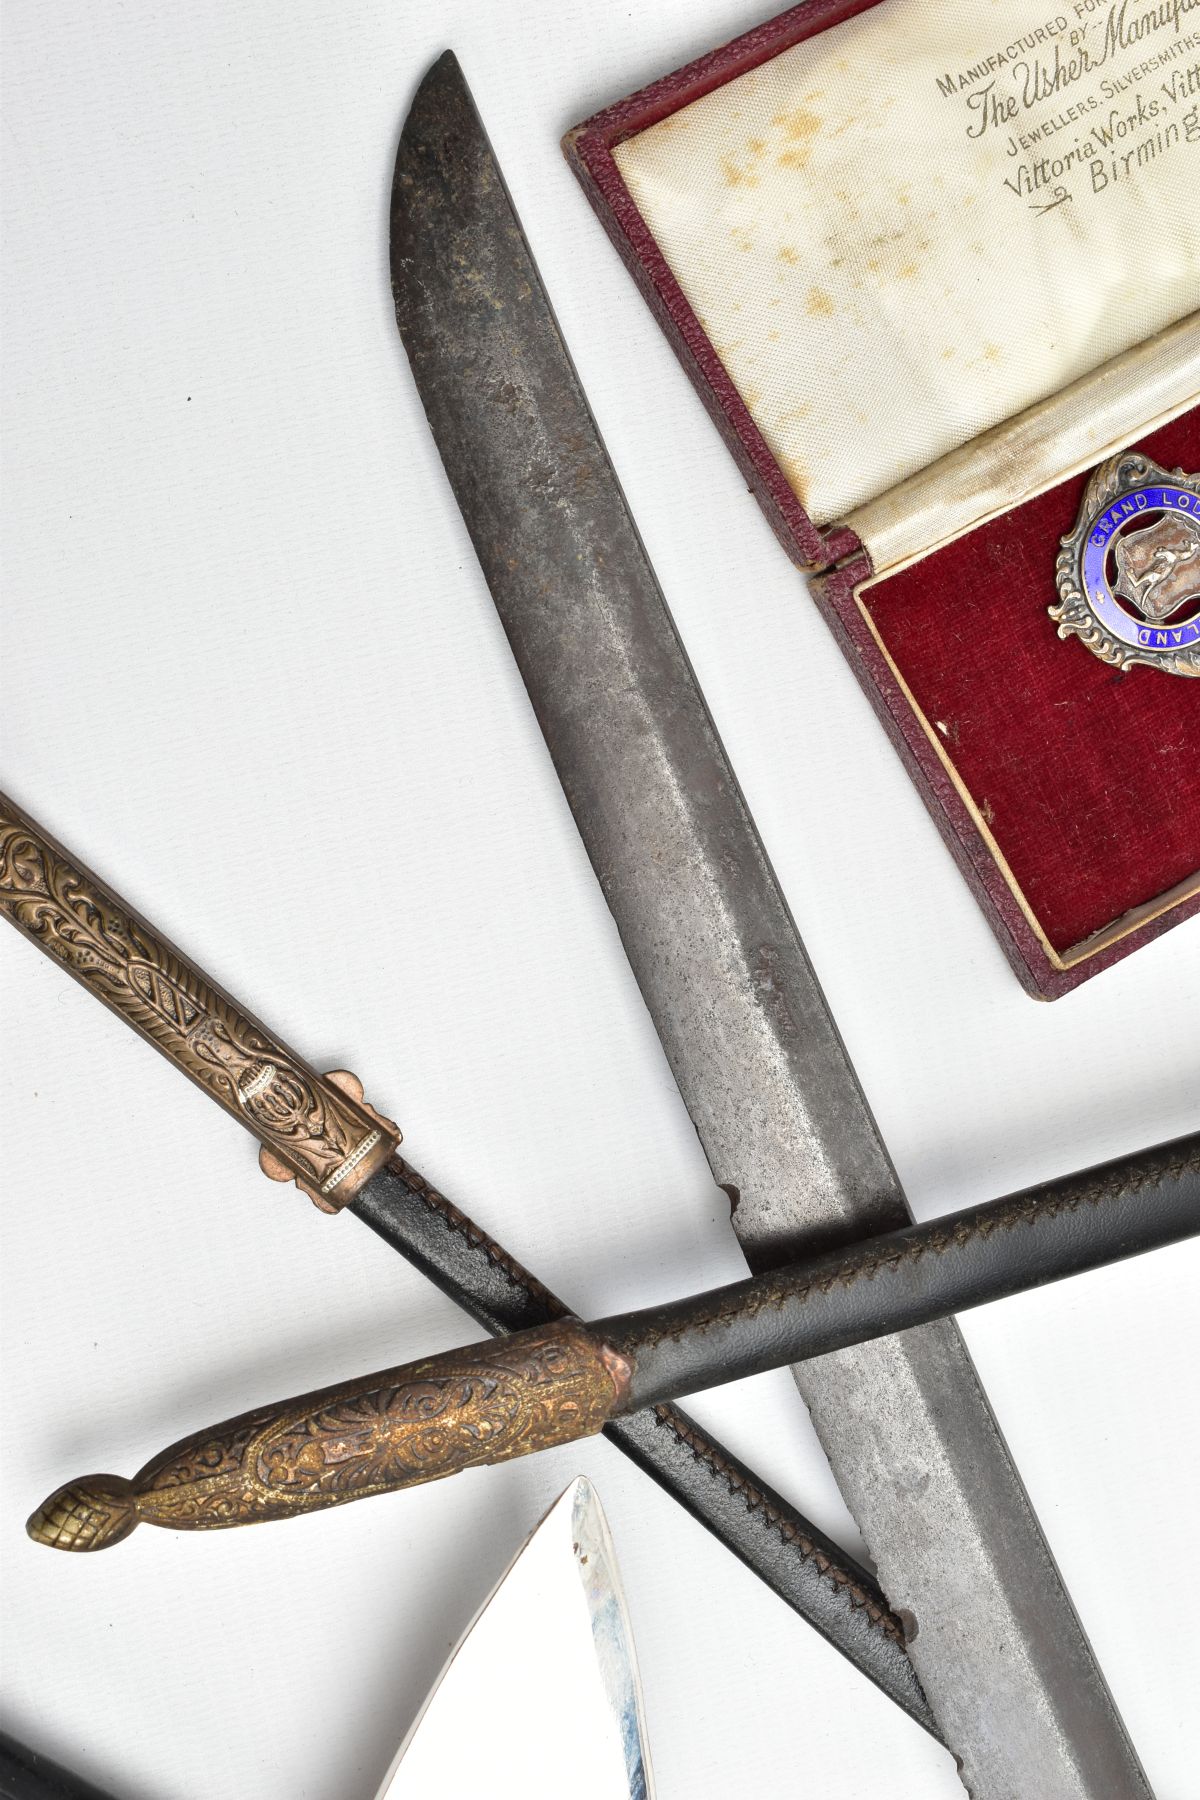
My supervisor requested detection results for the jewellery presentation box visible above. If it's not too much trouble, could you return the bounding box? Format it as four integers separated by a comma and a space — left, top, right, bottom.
567, 0, 1200, 998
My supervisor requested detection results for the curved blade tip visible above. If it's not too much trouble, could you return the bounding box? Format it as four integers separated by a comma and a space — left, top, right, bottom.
397, 47, 469, 165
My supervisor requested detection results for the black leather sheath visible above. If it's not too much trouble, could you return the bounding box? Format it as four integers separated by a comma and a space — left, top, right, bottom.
606, 1133, 1200, 1408
351, 1156, 935, 1734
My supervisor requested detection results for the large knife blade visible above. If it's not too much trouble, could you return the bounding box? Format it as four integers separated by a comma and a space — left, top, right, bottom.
390, 52, 1153, 1799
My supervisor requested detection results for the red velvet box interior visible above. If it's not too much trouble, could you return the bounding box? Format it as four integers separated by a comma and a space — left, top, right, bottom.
858, 414, 1199, 959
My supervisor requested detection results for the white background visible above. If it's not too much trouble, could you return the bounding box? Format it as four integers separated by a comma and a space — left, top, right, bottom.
1, 4, 1197, 1797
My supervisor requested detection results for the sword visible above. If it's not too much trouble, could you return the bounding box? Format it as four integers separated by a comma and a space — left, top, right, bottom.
390, 52, 1156, 1798
0, 789, 931, 1731
28, 1130, 1200, 1542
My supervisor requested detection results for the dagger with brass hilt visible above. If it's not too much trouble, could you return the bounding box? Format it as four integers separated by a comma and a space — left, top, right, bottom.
0, 787, 935, 1731
28, 1128, 1200, 1548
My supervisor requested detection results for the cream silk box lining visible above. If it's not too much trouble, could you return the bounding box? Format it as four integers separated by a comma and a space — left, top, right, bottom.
848, 317, 1199, 575
613, 0, 1200, 567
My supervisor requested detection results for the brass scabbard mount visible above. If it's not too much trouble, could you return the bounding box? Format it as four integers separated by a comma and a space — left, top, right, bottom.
0, 793, 400, 1210
27, 1319, 632, 1548
257, 1069, 399, 1214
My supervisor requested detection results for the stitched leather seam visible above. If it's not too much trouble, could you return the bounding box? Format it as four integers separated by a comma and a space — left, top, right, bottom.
640, 1143, 1200, 1342
394, 1156, 565, 1316
394, 1155, 903, 1638
651, 1402, 906, 1642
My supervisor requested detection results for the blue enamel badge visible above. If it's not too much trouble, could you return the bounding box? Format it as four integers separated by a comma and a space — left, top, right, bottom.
1052, 452, 1200, 677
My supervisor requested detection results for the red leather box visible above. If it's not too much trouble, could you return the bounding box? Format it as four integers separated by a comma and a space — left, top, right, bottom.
567, 0, 1200, 998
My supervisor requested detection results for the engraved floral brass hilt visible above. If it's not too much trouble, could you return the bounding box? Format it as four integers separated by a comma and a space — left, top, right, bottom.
0, 792, 400, 1211
27, 1319, 632, 1549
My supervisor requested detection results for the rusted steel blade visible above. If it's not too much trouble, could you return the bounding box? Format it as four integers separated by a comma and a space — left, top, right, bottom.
390, 52, 1154, 1799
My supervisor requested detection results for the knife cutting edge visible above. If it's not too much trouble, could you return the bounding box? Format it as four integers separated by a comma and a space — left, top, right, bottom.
0, 789, 934, 1732
389, 50, 1159, 1798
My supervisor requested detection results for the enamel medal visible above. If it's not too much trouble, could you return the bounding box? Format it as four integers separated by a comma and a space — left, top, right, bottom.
1052, 451, 1200, 676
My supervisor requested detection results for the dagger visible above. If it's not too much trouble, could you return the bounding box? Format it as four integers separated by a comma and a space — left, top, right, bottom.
0, 789, 933, 1731
27, 1131, 1200, 1546
390, 51, 1158, 1799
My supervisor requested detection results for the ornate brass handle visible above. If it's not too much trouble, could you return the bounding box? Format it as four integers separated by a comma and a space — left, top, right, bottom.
28, 1319, 631, 1549
0, 792, 400, 1210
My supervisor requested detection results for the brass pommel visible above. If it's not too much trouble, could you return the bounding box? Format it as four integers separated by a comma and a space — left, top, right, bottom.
27, 1475, 139, 1553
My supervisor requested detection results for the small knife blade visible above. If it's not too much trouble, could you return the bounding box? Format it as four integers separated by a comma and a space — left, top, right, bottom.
377, 1478, 653, 1800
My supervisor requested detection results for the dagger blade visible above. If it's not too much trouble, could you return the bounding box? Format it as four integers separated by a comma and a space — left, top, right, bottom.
389, 51, 1153, 1799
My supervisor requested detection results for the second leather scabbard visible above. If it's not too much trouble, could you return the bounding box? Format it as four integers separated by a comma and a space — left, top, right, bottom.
350, 1158, 932, 1728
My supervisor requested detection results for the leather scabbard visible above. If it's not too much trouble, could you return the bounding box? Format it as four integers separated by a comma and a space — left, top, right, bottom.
604, 1134, 1200, 1407
351, 1156, 935, 1733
